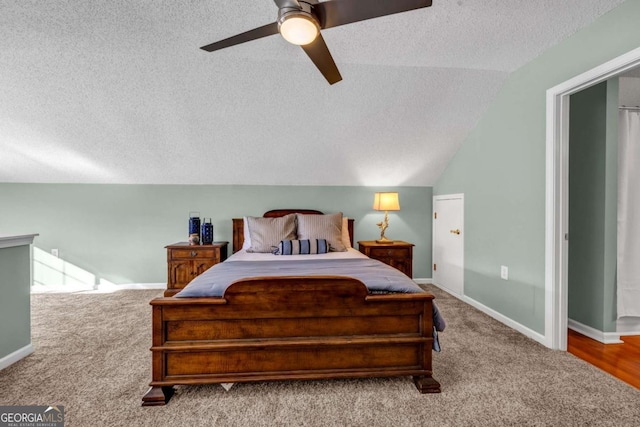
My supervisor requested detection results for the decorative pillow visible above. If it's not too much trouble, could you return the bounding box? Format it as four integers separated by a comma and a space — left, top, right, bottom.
241, 216, 251, 251
342, 217, 352, 249
246, 214, 296, 253
274, 239, 330, 255
296, 212, 346, 252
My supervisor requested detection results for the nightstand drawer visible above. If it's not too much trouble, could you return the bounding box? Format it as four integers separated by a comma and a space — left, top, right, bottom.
170, 248, 217, 260
368, 247, 410, 260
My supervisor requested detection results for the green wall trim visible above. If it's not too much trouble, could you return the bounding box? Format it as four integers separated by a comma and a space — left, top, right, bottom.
603, 78, 619, 333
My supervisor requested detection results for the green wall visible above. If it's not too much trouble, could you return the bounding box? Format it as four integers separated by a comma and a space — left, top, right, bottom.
568, 80, 618, 333
604, 79, 620, 333
0, 244, 31, 360
434, 1, 640, 334
0, 184, 433, 286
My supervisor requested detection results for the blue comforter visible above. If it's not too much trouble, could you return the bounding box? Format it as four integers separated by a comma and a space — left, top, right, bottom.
175, 257, 445, 349
176, 257, 424, 297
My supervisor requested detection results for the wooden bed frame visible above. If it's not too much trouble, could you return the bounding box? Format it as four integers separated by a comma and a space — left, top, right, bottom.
142, 210, 440, 406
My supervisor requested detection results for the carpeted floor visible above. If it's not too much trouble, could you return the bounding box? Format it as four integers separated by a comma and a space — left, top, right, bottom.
0, 286, 638, 426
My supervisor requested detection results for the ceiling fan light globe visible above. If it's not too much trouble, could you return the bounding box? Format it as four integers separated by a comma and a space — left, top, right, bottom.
279, 14, 319, 46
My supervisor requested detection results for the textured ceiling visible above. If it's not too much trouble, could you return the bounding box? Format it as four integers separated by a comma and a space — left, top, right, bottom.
0, 0, 628, 186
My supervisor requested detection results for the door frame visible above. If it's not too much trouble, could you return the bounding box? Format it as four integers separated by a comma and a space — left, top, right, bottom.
432, 193, 464, 295
545, 46, 640, 350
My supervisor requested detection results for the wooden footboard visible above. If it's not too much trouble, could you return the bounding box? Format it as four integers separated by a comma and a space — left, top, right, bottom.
142, 276, 440, 406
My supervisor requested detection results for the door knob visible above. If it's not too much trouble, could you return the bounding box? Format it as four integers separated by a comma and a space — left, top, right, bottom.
450, 229, 461, 235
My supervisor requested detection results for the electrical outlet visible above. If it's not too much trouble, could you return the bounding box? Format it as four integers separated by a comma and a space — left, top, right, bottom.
500, 265, 508, 280
51, 248, 59, 257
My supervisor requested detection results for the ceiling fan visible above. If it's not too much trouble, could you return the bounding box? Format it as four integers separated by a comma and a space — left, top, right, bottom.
200, 0, 433, 85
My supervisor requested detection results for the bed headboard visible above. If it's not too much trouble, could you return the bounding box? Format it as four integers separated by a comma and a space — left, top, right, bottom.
232, 210, 355, 253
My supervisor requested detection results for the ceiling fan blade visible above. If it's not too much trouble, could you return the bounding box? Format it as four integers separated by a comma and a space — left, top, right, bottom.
314, 0, 432, 30
274, 0, 301, 9
300, 33, 342, 85
200, 22, 279, 52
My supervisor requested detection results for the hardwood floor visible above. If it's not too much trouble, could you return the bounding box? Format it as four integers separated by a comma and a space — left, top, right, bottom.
567, 329, 640, 390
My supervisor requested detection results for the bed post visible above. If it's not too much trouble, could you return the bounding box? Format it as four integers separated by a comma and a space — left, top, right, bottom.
414, 376, 441, 393
142, 386, 175, 406
413, 298, 441, 393
142, 304, 176, 406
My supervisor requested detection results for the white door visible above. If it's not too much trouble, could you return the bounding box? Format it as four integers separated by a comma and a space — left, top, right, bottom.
432, 194, 464, 296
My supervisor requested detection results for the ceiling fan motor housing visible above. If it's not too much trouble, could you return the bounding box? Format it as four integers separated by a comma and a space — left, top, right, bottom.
277, 1, 317, 21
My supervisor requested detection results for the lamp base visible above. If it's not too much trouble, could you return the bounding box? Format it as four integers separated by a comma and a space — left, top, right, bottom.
375, 237, 394, 244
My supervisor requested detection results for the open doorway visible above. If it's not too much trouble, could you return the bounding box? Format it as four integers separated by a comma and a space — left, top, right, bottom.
547, 49, 640, 390
546, 46, 640, 351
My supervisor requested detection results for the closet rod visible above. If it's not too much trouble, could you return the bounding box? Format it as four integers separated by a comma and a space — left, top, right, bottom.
619, 106, 640, 111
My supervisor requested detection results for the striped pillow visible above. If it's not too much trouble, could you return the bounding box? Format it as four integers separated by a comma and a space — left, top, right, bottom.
296, 212, 346, 252
275, 239, 330, 255
246, 214, 296, 253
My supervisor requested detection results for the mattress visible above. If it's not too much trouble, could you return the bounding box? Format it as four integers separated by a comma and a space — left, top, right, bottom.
176, 248, 425, 297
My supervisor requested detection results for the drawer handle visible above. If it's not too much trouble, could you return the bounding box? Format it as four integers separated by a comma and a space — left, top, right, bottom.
190, 251, 197, 257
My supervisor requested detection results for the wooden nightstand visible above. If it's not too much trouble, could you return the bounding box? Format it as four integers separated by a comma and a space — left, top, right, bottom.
164, 241, 228, 296
358, 240, 414, 278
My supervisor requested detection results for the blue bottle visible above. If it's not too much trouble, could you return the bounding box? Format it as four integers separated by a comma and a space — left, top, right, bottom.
189, 212, 201, 243
201, 219, 214, 245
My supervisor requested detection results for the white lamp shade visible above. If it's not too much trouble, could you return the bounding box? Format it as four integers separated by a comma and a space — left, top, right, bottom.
279, 15, 319, 46
373, 192, 400, 211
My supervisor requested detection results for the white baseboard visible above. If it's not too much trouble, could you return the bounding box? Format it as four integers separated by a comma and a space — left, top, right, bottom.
0, 344, 34, 371
31, 283, 166, 294
429, 282, 548, 347
413, 278, 432, 285
94, 282, 166, 292
568, 319, 623, 344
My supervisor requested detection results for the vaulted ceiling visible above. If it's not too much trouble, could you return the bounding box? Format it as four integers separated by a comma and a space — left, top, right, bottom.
0, 0, 627, 186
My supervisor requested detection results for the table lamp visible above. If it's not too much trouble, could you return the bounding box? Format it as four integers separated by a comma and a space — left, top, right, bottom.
373, 192, 400, 243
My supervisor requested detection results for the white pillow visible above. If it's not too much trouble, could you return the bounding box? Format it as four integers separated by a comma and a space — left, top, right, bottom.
342, 217, 352, 249
296, 212, 346, 252
246, 214, 297, 253
241, 216, 251, 250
